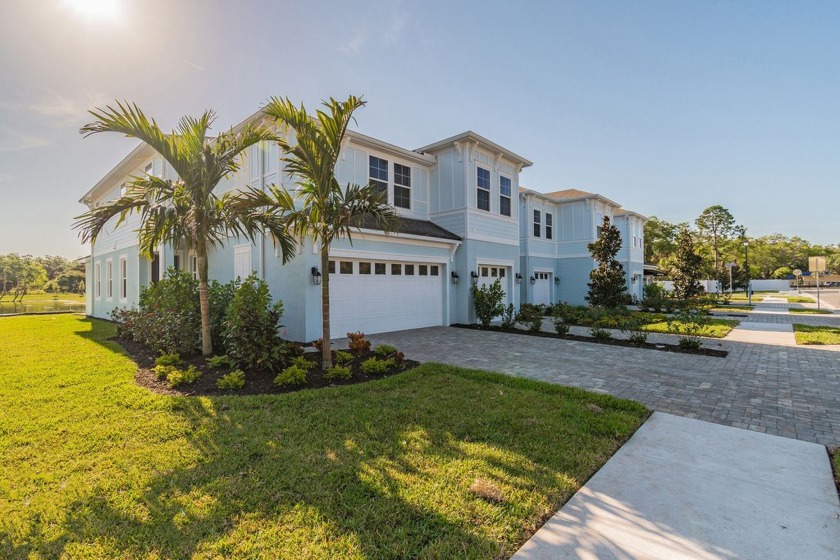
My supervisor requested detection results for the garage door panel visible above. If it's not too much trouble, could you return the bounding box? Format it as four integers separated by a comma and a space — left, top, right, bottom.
329, 260, 443, 336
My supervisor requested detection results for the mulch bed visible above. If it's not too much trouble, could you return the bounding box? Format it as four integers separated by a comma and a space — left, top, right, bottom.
114, 337, 419, 397
451, 324, 729, 358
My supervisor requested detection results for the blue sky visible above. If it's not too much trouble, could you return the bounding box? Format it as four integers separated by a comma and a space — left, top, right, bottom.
1, 0, 838, 257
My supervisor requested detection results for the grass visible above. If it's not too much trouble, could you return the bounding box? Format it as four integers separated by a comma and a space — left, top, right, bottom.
789, 308, 834, 315
0, 315, 647, 559
776, 295, 816, 303
641, 317, 739, 338
831, 448, 840, 497
793, 323, 840, 345
0, 292, 84, 302
727, 292, 765, 303
710, 305, 754, 312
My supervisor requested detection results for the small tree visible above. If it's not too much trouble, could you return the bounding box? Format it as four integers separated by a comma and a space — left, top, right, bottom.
471, 279, 505, 328
586, 216, 627, 308
671, 227, 704, 300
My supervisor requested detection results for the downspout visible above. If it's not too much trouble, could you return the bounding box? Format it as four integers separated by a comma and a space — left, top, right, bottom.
522, 192, 530, 306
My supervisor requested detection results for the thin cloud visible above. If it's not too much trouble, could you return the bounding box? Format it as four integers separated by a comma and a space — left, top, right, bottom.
339, 27, 369, 54
0, 91, 107, 126
0, 127, 51, 153
0, 172, 13, 183
385, 13, 406, 45
185, 60, 205, 71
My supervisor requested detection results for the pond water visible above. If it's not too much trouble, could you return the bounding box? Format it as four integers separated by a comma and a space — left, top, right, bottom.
0, 300, 86, 316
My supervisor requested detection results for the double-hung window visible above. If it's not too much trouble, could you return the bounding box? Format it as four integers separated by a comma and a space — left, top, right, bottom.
477, 167, 490, 211
94, 262, 101, 299
533, 210, 541, 238
394, 163, 411, 209
119, 257, 127, 300
105, 260, 113, 300
546, 213, 553, 240
499, 175, 511, 216
369, 156, 388, 197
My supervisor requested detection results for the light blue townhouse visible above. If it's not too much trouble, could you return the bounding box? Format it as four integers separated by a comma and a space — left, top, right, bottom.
517, 188, 648, 306
80, 115, 645, 341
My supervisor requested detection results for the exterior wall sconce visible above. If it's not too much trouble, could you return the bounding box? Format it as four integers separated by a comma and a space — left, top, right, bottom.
515, 273, 523, 284
451, 271, 460, 284
530, 276, 536, 285
470, 271, 479, 283
311, 266, 322, 285
554, 276, 560, 285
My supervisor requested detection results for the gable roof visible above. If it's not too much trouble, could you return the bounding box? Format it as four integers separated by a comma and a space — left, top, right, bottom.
355, 215, 462, 242
416, 131, 533, 168
545, 188, 595, 200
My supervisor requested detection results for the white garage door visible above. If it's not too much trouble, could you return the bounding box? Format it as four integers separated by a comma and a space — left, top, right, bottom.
478, 265, 509, 304
329, 259, 444, 337
533, 272, 552, 306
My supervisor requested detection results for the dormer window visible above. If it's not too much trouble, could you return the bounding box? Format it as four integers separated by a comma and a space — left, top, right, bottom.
499, 175, 511, 217
477, 167, 490, 211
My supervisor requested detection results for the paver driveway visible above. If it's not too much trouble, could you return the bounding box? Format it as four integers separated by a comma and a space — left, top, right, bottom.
369, 324, 840, 446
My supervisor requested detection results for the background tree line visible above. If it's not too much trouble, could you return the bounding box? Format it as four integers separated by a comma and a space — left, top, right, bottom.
645, 205, 840, 286
0, 254, 85, 297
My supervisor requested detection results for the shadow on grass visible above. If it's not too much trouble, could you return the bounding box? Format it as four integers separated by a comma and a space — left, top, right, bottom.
2, 316, 648, 558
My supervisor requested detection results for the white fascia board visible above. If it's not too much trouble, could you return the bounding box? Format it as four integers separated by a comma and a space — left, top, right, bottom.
346, 131, 437, 167
352, 228, 462, 250
79, 143, 155, 206
417, 131, 533, 168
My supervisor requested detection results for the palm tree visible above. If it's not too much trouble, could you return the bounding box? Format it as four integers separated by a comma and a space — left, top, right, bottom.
239, 95, 399, 368
74, 101, 297, 355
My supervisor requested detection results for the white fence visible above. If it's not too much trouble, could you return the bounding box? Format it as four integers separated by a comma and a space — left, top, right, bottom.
658, 279, 792, 293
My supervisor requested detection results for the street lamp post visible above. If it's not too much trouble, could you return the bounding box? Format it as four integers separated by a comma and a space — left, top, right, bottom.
744, 240, 751, 306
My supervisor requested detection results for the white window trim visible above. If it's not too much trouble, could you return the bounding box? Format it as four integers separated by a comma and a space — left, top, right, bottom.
366, 151, 416, 212
94, 262, 101, 300
119, 255, 128, 302
476, 164, 491, 212
499, 173, 512, 217
105, 258, 113, 302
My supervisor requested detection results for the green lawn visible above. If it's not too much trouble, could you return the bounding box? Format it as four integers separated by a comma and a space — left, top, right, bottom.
728, 292, 766, 303
0, 315, 647, 559
710, 305, 754, 312
641, 318, 739, 338
831, 449, 840, 496
776, 295, 816, 303
793, 323, 840, 345
789, 308, 834, 315
0, 292, 84, 302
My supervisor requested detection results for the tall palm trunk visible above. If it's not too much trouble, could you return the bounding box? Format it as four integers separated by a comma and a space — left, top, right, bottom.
320, 245, 332, 369
197, 245, 213, 356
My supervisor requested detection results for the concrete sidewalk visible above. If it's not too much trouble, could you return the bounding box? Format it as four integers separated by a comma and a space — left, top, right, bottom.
513, 413, 840, 559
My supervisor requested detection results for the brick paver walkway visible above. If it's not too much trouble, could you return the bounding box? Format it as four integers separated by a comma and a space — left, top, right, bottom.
370, 312, 840, 446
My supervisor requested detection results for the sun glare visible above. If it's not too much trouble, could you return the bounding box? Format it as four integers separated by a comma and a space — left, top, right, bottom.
63, 0, 125, 23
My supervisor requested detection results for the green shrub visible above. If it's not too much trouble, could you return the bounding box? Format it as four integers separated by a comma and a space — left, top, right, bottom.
206, 354, 233, 368
334, 350, 354, 364
471, 279, 505, 328
589, 326, 612, 341
216, 370, 245, 390
516, 304, 543, 332
155, 353, 182, 367
374, 344, 398, 357
667, 306, 710, 350
223, 275, 285, 371
167, 365, 202, 387
110, 270, 239, 356
552, 302, 590, 326
152, 364, 175, 381
619, 317, 648, 346
291, 355, 315, 371
360, 357, 393, 376
273, 365, 308, 387
325, 364, 352, 381
500, 303, 516, 329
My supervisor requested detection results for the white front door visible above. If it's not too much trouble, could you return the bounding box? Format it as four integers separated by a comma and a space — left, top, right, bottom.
478, 265, 509, 304
329, 259, 444, 337
533, 271, 552, 306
